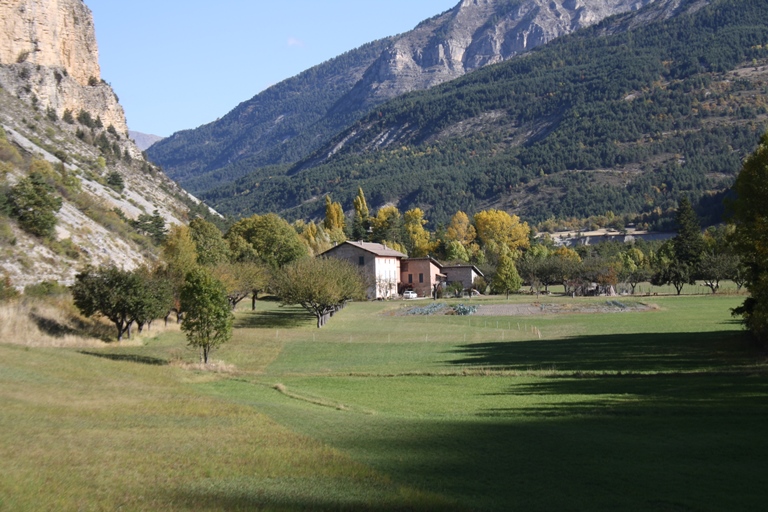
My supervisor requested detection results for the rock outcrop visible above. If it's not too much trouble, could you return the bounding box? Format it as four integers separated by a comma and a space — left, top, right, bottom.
0, 0, 127, 133
337, 0, 654, 114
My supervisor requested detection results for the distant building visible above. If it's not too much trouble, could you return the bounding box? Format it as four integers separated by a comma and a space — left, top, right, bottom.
400, 257, 446, 298
321, 241, 406, 299
443, 265, 484, 291
547, 229, 675, 247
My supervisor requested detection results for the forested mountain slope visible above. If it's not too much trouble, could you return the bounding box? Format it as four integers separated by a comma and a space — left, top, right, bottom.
203, 0, 768, 228
147, 0, 655, 193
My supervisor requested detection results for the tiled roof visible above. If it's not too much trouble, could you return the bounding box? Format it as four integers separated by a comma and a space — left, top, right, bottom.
323, 241, 407, 258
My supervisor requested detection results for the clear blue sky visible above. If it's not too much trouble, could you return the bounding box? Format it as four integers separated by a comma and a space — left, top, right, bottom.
86, 0, 458, 137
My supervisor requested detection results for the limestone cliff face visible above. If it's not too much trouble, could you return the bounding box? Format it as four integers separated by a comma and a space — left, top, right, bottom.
338, 0, 654, 113
0, 0, 127, 133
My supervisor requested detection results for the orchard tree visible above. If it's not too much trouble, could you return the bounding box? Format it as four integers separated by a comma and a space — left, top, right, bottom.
651, 241, 689, 295
211, 261, 269, 310
131, 266, 174, 333
71, 266, 162, 341
180, 267, 233, 364
272, 257, 366, 328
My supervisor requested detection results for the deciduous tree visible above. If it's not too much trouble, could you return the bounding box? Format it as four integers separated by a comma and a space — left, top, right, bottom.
189, 218, 230, 266
272, 257, 366, 328
226, 214, 307, 269
473, 210, 530, 261
730, 133, 768, 339
180, 267, 233, 364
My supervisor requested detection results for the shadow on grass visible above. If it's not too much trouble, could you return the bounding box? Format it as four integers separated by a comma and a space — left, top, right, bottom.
235, 306, 314, 329
253, 369, 768, 512
78, 350, 168, 366
29, 312, 81, 338
163, 488, 460, 512
449, 330, 757, 372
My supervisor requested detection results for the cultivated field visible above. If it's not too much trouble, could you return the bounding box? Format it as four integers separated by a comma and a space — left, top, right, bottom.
1, 293, 767, 511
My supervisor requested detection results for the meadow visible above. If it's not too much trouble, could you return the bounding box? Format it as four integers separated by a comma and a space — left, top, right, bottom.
1, 291, 766, 511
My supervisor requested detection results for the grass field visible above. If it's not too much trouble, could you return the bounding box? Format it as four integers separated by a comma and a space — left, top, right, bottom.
1, 293, 767, 510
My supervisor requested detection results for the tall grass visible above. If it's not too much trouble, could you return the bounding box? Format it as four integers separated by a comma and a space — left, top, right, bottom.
0, 297, 180, 347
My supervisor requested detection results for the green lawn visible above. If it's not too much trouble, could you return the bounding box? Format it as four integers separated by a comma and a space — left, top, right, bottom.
1, 294, 766, 510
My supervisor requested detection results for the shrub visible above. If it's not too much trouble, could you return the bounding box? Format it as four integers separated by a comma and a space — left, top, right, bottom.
77, 110, 95, 128
24, 280, 68, 298
106, 171, 124, 192
0, 138, 23, 166
0, 275, 19, 301
7, 171, 63, 238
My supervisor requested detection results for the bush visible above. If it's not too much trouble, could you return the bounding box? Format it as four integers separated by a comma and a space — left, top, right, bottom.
0, 275, 19, 302
24, 280, 68, 298
106, 171, 124, 192
0, 138, 23, 166
77, 110, 95, 128
7, 171, 63, 238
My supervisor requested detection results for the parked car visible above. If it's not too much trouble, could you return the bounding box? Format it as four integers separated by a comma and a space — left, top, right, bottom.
403, 290, 418, 299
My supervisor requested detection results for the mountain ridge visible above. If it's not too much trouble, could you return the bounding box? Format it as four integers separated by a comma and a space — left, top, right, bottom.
201, 0, 767, 228
147, 0, 656, 191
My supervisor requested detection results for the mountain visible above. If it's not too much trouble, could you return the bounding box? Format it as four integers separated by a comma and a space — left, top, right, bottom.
129, 131, 164, 151
201, 0, 768, 228
0, 0, 203, 289
147, 0, 655, 193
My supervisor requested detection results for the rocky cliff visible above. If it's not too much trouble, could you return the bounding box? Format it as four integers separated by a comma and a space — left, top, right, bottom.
0, 0, 127, 134
0, 0, 208, 290
336, 0, 654, 114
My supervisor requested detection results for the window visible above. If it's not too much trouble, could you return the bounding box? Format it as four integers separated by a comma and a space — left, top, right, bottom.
419, 273, 424, 283
408, 274, 413, 284
358, 256, 365, 265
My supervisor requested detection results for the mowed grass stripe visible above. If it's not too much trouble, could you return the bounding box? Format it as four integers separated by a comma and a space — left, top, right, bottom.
0, 344, 458, 511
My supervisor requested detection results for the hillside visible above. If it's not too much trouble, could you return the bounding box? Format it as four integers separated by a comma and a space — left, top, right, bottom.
147, 0, 654, 193
0, 85, 201, 289
202, 0, 768, 228
0, 0, 200, 290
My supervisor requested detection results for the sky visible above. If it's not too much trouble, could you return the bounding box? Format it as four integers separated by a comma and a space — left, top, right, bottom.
86, 0, 458, 137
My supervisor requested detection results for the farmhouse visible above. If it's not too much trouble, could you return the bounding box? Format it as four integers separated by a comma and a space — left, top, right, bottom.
443, 264, 485, 291
400, 256, 446, 298
321, 241, 406, 299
